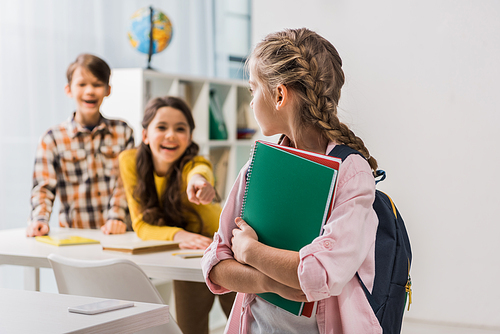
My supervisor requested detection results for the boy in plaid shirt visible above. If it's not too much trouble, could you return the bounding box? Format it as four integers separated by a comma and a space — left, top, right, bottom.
26, 54, 134, 237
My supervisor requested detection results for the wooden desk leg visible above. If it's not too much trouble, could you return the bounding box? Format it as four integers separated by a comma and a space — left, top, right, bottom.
24, 267, 40, 291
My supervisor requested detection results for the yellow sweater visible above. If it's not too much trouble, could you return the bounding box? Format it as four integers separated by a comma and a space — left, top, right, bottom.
119, 148, 222, 241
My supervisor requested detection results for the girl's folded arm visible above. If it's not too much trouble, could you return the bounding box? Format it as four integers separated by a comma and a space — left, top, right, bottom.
209, 258, 307, 302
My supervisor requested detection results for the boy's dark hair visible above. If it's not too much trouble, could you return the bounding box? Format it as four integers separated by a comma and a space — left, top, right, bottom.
66, 54, 111, 85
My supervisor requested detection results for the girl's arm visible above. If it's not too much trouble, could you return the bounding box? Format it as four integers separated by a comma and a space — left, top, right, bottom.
231, 217, 302, 290
119, 152, 215, 248
119, 149, 182, 241
185, 158, 217, 205
186, 173, 216, 205
173, 229, 212, 249
210, 258, 307, 302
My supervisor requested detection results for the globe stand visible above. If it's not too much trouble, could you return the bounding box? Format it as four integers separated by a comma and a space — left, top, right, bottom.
146, 6, 154, 70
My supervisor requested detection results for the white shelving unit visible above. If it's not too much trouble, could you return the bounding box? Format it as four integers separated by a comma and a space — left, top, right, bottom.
101, 68, 265, 200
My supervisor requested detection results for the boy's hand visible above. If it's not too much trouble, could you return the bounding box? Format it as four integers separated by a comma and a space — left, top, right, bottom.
186, 174, 216, 205
101, 219, 127, 235
173, 229, 212, 250
26, 221, 50, 237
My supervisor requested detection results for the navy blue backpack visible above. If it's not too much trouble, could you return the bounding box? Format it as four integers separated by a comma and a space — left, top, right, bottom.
328, 145, 412, 334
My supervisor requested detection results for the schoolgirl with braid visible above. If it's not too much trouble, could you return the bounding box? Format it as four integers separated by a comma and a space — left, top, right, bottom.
201, 28, 381, 334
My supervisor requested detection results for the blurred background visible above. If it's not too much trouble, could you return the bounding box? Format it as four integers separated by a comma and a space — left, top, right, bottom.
1, 0, 499, 332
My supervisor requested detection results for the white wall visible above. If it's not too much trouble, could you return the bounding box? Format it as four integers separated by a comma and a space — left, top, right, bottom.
252, 0, 500, 329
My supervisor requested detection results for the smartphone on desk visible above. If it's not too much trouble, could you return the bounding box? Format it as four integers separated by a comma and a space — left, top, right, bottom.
68, 299, 134, 315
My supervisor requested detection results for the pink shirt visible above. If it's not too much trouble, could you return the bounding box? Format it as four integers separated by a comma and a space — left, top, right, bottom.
202, 143, 382, 334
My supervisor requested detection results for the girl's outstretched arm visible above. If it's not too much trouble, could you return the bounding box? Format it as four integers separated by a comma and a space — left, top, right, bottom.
186, 173, 216, 205
209, 258, 307, 302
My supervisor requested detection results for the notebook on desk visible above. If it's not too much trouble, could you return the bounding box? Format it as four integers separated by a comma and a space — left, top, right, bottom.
101, 240, 180, 254
35, 235, 100, 246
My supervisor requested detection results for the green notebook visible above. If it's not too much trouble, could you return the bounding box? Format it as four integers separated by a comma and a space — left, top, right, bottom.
241, 140, 341, 316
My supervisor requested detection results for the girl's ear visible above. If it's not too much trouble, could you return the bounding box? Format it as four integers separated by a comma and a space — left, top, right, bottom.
142, 128, 149, 145
105, 85, 111, 97
274, 84, 288, 111
64, 84, 72, 98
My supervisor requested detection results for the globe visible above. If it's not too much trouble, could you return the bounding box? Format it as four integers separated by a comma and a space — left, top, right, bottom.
127, 7, 173, 57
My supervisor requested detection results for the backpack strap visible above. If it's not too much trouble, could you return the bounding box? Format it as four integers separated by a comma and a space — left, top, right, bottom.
328, 145, 386, 184
327, 144, 363, 161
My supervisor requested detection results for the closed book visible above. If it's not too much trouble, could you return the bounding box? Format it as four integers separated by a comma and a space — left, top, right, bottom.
101, 240, 180, 254
35, 235, 100, 246
172, 250, 205, 259
241, 140, 341, 316
209, 89, 228, 140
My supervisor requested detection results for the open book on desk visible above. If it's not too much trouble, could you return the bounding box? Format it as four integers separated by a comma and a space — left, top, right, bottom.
241, 140, 341, 316
101, 240, 180, 255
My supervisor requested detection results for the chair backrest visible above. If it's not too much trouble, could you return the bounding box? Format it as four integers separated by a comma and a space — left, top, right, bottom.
48, 254, 182, 334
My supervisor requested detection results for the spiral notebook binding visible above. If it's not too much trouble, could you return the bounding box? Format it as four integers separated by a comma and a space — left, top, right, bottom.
241, 141, 259, 216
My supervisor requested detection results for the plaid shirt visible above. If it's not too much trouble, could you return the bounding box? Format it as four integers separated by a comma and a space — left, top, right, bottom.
29, 113, 135, 229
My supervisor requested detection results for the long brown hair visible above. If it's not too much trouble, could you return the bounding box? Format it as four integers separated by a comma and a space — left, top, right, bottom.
134, 96, 203, 232
248, 28, 378, 173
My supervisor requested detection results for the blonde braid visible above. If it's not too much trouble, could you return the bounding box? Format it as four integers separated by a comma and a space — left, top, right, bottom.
250, 28, 378, 172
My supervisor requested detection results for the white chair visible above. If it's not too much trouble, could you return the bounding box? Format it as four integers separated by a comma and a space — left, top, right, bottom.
48, 253, 183, 334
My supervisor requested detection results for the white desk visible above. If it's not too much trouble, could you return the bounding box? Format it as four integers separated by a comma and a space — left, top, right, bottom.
0, 288, 169, 333
0, 228, 205, 290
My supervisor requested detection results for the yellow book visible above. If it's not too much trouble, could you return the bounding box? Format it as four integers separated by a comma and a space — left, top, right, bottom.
171, 250, 205, 259
35, 235, 100, 246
